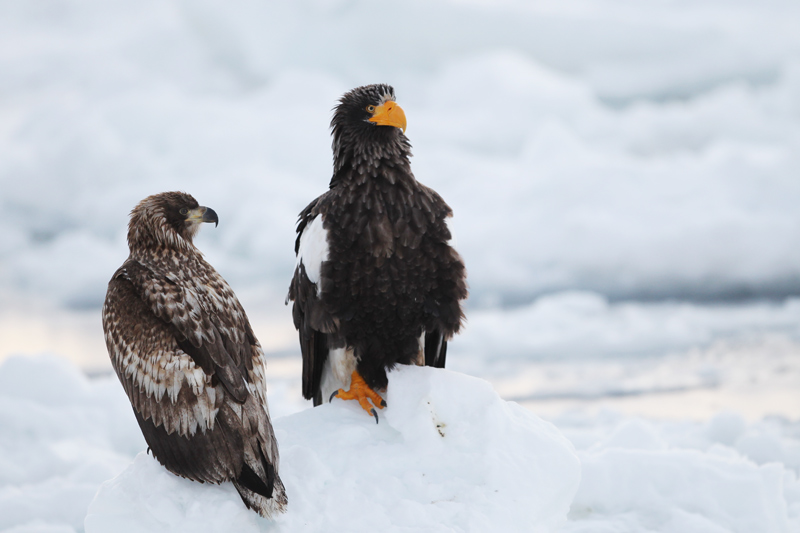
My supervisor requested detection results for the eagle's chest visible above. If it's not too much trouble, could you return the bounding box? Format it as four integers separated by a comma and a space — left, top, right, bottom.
329, 195, 433, 262
323, 193, 442, 304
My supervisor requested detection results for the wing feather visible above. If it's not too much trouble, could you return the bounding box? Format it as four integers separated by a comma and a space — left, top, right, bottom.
290, 262, 331, 403
424, 330, 447, 368
120, 260, 249, 402
289, 201, 336, 403
104, 271, 223, 433
103, 260, 287, 516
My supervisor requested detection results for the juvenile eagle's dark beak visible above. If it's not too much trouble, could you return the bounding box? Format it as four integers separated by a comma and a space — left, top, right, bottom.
202, 207, 219, 227
187, 206, 219, 227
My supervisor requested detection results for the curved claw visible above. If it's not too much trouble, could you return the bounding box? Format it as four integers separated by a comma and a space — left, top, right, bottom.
329, 371, 386, 419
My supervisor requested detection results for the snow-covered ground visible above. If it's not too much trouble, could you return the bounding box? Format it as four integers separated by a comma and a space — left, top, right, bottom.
1, 355, 798, 532
2, 0, 800, 532
85, 366, 582, 533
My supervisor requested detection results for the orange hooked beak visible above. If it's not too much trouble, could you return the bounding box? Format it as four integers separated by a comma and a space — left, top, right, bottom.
368, 100, 407, 133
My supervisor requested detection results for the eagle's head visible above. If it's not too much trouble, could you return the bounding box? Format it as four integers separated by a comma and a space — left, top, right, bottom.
330, 84, 409, 175
127, 191, 218, 252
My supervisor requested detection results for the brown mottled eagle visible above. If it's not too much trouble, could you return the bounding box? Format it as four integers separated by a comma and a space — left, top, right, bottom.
288, 84, 468, 421
102, 192, 286, 517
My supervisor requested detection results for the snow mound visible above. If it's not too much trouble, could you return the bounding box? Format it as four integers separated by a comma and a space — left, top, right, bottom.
85, 366, 581, 533
559, 417, 800, 533
572, 447, 791, 533
0, 355, 143, 533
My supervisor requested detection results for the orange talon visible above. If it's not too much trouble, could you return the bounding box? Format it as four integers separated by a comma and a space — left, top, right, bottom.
330, 371, 386, 421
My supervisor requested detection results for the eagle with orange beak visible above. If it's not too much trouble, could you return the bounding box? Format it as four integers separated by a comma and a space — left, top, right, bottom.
288, 84, 468, 421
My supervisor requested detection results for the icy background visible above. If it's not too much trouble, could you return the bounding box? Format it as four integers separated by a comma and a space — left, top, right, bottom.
2, 0, 800, 531
3, 0, 800, 310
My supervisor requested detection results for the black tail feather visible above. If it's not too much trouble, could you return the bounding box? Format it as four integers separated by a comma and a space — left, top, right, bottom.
237, 461, 273, 499
424, 331, 447, 368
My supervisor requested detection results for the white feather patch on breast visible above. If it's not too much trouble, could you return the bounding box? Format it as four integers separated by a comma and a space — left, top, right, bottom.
296, 215, 329, 292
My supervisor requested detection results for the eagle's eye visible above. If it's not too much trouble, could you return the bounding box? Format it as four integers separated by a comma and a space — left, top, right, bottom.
366, 105, 376, 113
179, 208, 188, 216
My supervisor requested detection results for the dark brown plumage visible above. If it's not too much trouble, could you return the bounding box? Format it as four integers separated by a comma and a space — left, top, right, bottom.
102, 191, 286, 517
288, 84, 468, 415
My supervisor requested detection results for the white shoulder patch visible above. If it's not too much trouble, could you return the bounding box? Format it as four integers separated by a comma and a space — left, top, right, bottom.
445, 215, 458, 248
296, 215, 329, 290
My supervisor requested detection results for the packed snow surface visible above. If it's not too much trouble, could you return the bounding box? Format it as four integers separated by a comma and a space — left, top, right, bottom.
0, 356, 144, 533
1, 355, 798, 532
85, 366, 581, 532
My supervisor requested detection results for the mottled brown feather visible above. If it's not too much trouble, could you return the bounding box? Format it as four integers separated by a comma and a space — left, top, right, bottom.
102, 192, 286, 517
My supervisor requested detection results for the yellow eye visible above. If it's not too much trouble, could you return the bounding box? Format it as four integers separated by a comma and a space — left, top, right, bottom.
366, 105, 376, 113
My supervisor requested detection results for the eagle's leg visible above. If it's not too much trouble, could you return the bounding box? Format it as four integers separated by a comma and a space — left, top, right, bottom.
330, 370, 386, 422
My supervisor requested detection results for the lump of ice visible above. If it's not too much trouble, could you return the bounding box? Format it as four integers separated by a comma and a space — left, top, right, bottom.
564, 417, 798, 533
0, 355, 143, 533
85, 366, 581, 533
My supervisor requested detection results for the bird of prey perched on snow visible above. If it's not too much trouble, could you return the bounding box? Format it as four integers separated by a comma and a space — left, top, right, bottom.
102, 192, 286, 518
288, 84, 468, 421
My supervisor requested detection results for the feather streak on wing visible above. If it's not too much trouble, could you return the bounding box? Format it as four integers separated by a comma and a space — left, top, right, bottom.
103, 266, 224, 436
289, 261, 331, 403
288, 202, 336, 404
101, 192, 286, 517
123, 260, 249, 403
